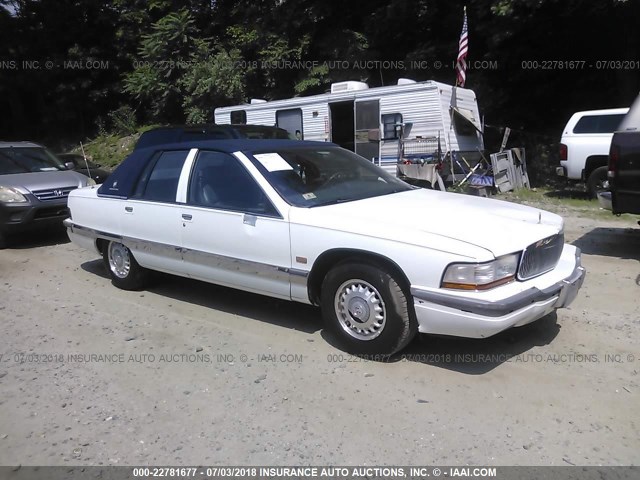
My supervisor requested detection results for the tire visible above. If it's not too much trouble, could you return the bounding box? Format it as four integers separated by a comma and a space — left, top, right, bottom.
321, 262, 418, 356
0, 231, 6, 249
587, 166, 609, 199
102, 240, 149, 290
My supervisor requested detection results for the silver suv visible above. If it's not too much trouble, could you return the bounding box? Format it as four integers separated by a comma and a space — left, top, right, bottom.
0, 141, 94, 248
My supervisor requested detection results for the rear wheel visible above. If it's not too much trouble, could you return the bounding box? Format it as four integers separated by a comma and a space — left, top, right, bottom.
321, 262, 417, 356
587, 166, 609, 198
102, 240, 149, 290
0, 231, 6, 249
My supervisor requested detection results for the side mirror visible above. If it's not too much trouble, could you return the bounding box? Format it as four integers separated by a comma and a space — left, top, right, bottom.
64, 162, 76, 170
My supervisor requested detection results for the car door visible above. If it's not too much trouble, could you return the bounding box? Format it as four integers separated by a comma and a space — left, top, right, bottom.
179, 150, 292, 299
120, 148, 195, 274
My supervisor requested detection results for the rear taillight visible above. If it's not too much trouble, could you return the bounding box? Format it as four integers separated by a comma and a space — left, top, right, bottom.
609, 143, 620, 177
559, 143, 567, 161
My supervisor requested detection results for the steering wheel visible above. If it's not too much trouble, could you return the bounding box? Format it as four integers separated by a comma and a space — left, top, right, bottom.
324, 171, 349, 186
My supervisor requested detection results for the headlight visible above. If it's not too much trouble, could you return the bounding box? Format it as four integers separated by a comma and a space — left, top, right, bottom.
0, 186, 28, 203
442, 253, 520, 291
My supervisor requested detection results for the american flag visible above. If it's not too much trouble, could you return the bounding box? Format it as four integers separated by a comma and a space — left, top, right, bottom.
456, 7, 469, 87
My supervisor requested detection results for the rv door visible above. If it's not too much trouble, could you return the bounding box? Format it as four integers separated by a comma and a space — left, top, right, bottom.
276, 108, 303, 139
355, 100, 380, 164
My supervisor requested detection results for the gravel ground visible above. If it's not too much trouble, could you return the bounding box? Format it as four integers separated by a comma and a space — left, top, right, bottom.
0, 200, 638, 467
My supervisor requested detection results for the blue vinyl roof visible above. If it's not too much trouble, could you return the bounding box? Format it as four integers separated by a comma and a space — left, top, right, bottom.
97, 140, 336, 199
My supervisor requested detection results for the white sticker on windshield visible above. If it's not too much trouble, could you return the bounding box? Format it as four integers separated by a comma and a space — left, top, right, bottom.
302, 192, 316, 200
254, 153, 293, 172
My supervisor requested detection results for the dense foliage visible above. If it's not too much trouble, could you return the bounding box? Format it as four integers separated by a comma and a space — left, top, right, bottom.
1, 0, 638, 151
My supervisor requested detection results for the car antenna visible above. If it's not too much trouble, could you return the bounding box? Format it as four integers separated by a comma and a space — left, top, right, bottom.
79, 142, 93, 180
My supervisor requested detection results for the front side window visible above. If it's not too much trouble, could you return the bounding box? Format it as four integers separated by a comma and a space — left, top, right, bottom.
249, 147, 413, 208
188, 150, 278, 216
136, 150, 189, 202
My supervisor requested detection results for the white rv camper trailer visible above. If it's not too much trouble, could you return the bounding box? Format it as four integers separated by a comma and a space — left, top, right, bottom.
214, 79, 484, 178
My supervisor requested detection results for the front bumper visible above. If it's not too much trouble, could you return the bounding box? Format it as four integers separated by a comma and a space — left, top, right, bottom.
411, 245, 586, 338
0, 198, 70, 233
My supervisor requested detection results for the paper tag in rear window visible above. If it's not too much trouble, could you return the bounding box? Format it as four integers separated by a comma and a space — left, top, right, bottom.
254, 153, 293, 172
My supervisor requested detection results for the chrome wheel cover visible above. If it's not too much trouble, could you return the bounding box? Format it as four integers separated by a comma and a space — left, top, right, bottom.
334, 279, 386, 341
108, 242, 131, 279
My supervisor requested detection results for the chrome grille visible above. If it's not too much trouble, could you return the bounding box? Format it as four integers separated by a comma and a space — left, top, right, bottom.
518, 233, 564, 280
31, 186, 76, 201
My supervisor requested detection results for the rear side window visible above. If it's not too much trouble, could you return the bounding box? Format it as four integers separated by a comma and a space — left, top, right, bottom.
573, 114, 625, 134
136, 150, 189, 202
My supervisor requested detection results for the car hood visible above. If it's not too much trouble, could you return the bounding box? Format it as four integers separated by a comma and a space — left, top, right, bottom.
0, 171, 90, 193
291, 188, 564, 258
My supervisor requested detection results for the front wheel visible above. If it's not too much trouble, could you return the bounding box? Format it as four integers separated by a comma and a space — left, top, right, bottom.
102, 241, 149, 290
321, 262, 417, 356
587, 166, 609, 199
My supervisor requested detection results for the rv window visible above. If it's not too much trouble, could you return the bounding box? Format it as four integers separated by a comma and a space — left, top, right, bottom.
230, 110, 247, 125
382, 113, 403, 140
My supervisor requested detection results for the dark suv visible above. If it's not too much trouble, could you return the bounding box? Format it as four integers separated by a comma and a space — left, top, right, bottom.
135, 124, 292, 151
0, 141, 94, 247
599, 94, 640, 216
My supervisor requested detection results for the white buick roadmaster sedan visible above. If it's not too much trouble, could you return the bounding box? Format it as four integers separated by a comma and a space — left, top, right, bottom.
65, 140, 585, 355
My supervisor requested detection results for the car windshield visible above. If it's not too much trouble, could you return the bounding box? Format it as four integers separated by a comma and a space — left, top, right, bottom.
249, 146, 414, 207
0, 147, 66, 174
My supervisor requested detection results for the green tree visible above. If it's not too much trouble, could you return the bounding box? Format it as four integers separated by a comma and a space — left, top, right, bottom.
124, 8, 249, 123
123, 9, 197, 122
180, 40, 248, 123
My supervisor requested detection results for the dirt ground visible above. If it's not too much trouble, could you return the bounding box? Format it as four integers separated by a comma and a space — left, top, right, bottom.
0, 197, 638, 467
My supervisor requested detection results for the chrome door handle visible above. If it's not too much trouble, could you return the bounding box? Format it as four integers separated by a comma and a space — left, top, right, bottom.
243, 214, 257, 226
182, 214, 193, 221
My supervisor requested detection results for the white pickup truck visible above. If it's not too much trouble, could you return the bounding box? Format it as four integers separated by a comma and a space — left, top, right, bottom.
557, 107, 628, 197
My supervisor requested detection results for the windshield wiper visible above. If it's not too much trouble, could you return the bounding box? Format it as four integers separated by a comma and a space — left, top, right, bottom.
311, 197, 354, 207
